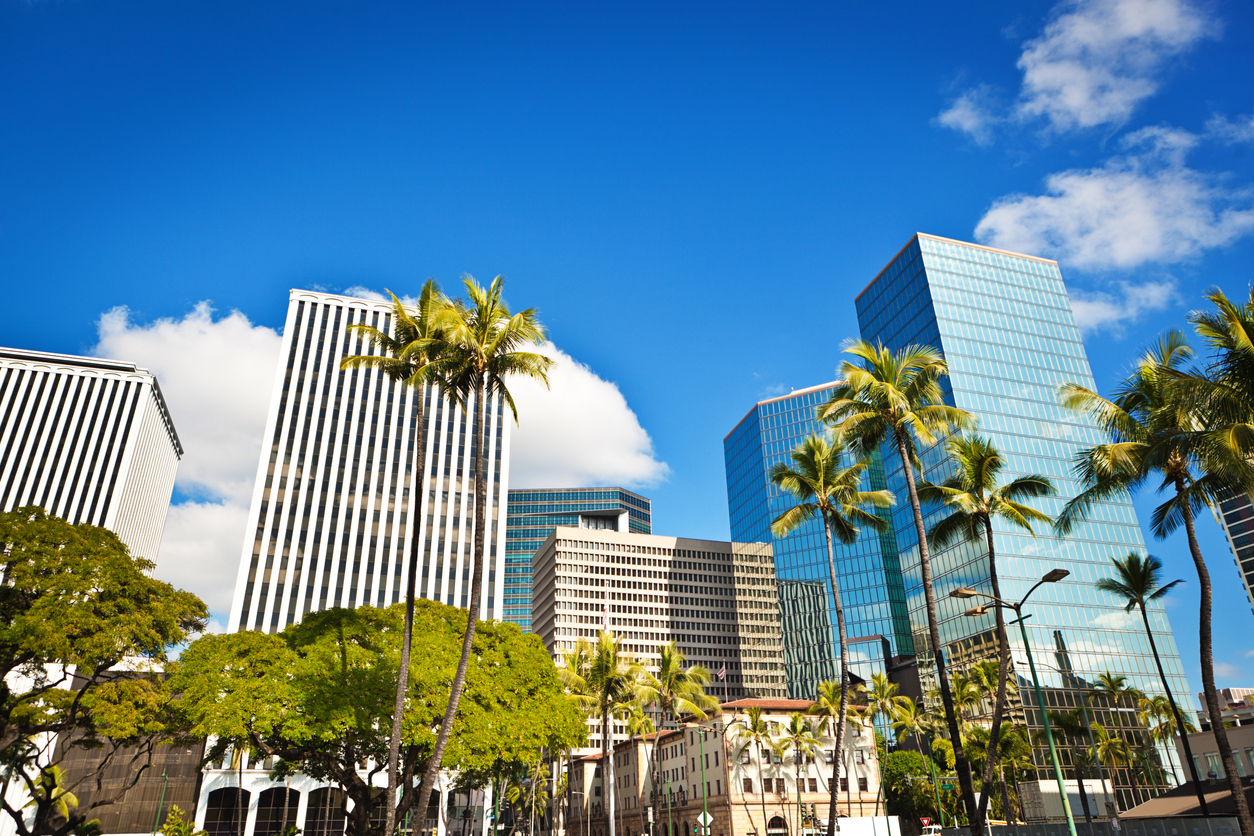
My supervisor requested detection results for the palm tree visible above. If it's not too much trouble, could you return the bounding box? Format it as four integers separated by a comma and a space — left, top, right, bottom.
919, 434, 1054, 831
855, 673, 909, 819
410, 275, 554, 824
1094, 552, 1209, 810
818, 340, 980, 834
579, 631, 645, 836
625, 701, 655, 836
1139, 694, 1198, 790
891, 698, 945, 824
1046, 709, 1095, 827
1091, 725, 1131, 801
1188, 288, 1254, 467
636, 642, 716, 826
1057, 332, 1253, 833
340, 281, 451, 835
771, 433, 894, 836
781, 713, 824, 833
1093, 672, 1144, 802
731, 706, 779, 836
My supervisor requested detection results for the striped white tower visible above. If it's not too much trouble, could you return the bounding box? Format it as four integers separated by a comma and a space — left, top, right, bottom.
228, 289, 511, 633
0, 347, 182, 561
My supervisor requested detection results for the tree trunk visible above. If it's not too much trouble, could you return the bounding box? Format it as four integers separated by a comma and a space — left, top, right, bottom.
974, 517, 1012, 831
605, 702, 617, 836
821, 521, 850, 836
414, 381, 492, 830
760, 752, 769, 836
1138, 597, 1208, 814
1074, 758, 1092, 826
386, 384, 428, 836
1178, 483, 1254, 836
894, 432, 979, 833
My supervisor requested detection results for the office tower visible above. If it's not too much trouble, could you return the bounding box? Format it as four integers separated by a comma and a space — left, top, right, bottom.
725, 385, 913, 701
857, 233, 1189, 809
228, 289, 510, 633
0, 347, 181, 559
531, 527, 785, 750
503, 487, 651, 630
1214, 492, 1254, 616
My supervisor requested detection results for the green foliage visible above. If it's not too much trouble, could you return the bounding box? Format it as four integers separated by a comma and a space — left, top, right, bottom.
171, 600, 583, 836
159, 805, 206, 836
882, 751, 936, 822
0, 507, 208, 836
932, 738, 955, 771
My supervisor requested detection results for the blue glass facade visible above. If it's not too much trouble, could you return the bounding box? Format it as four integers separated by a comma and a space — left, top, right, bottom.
503, 487, 651, 630
724, 385, 912, 701
856, 233, 1190, 808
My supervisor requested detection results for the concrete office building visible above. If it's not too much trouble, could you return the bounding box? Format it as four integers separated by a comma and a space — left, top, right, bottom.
531, 527, 786, 751
228, 289, 511, 633
0, 347, 182, 559
856, 233, 1190, 810
504, 487, 651, 630
725, 384, 913, 703
1213, 492, 1254, 616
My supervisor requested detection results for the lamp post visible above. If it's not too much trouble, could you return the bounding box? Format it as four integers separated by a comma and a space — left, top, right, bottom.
950, 568, 1077, 836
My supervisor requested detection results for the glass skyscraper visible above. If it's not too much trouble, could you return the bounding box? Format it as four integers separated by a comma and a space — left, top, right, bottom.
725, 385, 913, 701
503, 487, 651, 630
856, 233, 1190, 809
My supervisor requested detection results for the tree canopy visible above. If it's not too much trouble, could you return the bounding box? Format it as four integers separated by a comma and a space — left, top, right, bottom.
171, 599, 585, 836
0, 507, 208, 836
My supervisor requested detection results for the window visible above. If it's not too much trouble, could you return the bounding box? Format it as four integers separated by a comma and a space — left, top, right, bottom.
1206, 753, 1225, 779
854, 750, 864, 764
809, 778, 817, 793
840, 778, 848, 792
743, 779, 753, 793
858, 777, 868, 792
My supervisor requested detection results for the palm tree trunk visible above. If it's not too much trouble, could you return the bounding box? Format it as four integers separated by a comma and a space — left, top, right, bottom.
1074, 757, 1092, 826
385, 385, 428, 836
760, 753, 769, 836
605, 703, 616, 836
1138, 601, 1207, 813
414, 381, 492, 829
893, 432, 979, 833
975, 518, 1012, 830
820, 522, 849, 836
1176, 483, 1254, 836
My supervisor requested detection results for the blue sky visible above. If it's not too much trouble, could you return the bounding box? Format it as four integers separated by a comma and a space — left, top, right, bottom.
2, 0, 1252, 695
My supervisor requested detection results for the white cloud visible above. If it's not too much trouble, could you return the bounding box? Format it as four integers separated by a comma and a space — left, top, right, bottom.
93, 303, 283, 617
1015, 0, 1215, 132
509, 342, 669, 489
974, 129, 1254, 270
936, 86, 1001, 145
937, 0, 1215, 138
1213, 660, 1242, 679
341, 285, 389, 302
1207, 112, 1254, 144
1068, 279, 1177, 334
1092, 609, 1139, 629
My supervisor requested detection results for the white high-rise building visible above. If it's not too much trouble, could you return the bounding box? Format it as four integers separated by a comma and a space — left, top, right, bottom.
0, 347, 181, 560
228, 289, 511, 633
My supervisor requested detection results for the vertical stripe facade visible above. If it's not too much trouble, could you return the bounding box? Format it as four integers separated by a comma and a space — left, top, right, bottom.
228, 290, 510, 634
0, 348, 182, 561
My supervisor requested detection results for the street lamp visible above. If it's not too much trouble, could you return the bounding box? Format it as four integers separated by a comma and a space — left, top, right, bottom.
950, 569, 1077, 836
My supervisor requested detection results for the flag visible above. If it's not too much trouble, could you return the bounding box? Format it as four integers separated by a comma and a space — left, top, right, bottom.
717, 665, 726, 681
602, 600, 609, 631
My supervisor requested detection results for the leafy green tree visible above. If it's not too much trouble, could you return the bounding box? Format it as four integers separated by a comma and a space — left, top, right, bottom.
1058, 333, 1253, 833
771, 433, 893, 833
881, 750, 936, 825
340, 281, 453, 836
819, 340, 980, 834
919, 434, 1053, 832
0, 508, 207, 836
410, 275, 554, 827
158, 804, 206, 836
172, 601, 583, 836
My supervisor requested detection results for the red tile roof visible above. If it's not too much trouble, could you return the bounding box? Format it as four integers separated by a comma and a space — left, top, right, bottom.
718, 699, 816, 711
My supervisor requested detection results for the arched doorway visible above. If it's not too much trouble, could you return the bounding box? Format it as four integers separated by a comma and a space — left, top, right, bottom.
767, 816, 788, 836
203, 788, 250, 836
304, 788, 347, 836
